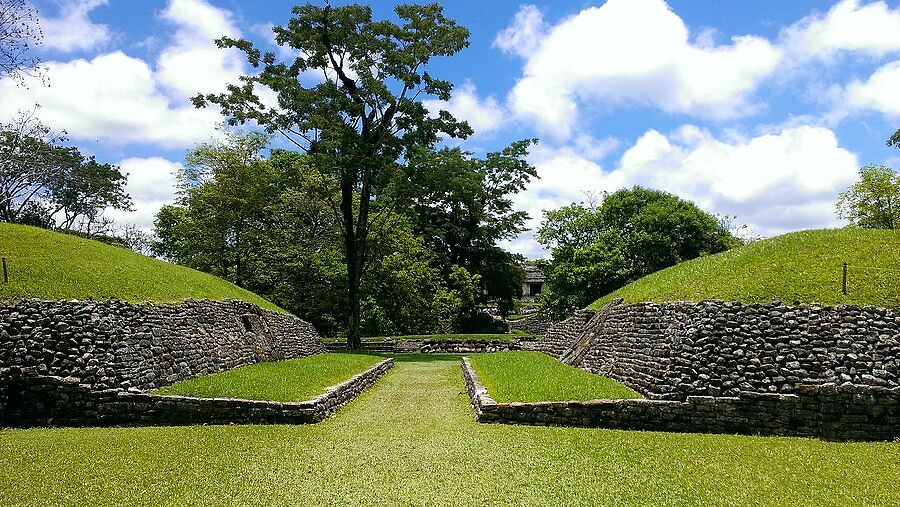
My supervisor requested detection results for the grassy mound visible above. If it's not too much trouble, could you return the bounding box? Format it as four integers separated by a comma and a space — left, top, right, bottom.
591, 228, 900, 309
156, 353, 384, 402
469, 351, 642, 402
0, 223, 283, 312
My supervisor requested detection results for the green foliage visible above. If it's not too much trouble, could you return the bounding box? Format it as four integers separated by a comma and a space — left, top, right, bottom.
398, 141, 536, 313
156, 353, 384, 402
3, 355, 898, 506
0, 110, 130, 235
888, 128, 900, 148
470, 351, 642, 402
836, 164, 900, 229
194, 2, 474, 346
0, 222, 285, 312
539, 186, 735, 318
591, 228, 900, 309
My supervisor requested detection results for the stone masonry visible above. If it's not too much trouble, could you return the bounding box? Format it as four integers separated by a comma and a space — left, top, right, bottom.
528, 301, 900, 400
0, 298, 329, 427
461, 357, 900, 441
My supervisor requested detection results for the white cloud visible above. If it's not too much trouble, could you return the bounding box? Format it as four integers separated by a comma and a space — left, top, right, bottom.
782, 0, 900, 61
840, 59, 900, 117
155, 0, 245, 100
503, 0, 782, 137
40, 0, 112, 52
107, 157, 182, 230
0, 51, 221, 147
502, 125, 859, 258
423, 80, 505, 135
0, 0, 251, 147
493, 5, 546, 58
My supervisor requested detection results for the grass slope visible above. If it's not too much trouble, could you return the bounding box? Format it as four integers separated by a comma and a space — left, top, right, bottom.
0, 223, 283, 312
1, 354, 898, 506
592, 228, 900, 309
156, 353, 384, 402
470, 351, 642, 402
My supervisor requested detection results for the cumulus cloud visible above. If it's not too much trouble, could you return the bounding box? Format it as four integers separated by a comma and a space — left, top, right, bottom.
781, 0, 900, 61
40, 0, 112, 52
155, 0, 245, 100
423, 80, 505, 135
106, 157, 182, 230
502, 125, 858, 258
0, 0, 248, 148
501, 0, 782, 137
838, 59, 900, 118
493, 4, 546, 58
0, 51, 222, 147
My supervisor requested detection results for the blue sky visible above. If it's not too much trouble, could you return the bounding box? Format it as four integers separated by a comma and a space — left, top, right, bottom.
3, 0, 900, 257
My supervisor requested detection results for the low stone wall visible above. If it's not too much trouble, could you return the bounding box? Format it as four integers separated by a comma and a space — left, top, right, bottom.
2, 358, 393, 428
1, 298, 324, 392
507, 313, 554, 337
527, 301, 900, 400
519, 310, 593, 358
325, 339, 521, 354
461, 357, 900, 441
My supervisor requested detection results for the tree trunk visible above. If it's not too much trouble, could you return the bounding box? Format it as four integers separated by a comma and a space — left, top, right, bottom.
341, 175, 363, 349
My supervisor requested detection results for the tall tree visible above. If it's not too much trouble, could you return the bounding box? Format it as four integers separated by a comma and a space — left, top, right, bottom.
45, 155, 132, 237
836, 164, 900, 229
0, 0, 43, 84
399, 141, 536, 313
194, 3, 471, 348
0, 109, 71, 223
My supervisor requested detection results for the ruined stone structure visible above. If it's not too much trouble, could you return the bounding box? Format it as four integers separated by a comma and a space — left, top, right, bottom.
487, 300, 900, 440
0, 299, 335, 427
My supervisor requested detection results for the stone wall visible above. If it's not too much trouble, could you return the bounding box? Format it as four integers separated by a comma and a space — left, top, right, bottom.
527, 301, 900, 400
325, 339, 521, 354
3, 358, 393, 428
461, 357, 900, 441
507, 313, 554, 337
0, 298, 328, 427
0, 299, 324, 391
519, 310, 594, 358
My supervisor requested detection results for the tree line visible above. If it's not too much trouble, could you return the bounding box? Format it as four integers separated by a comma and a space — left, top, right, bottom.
151, 129, 535, 339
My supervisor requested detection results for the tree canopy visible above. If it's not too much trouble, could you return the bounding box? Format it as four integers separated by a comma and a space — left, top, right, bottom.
537, 186, 736, 318
0, 109, 131, 235
836, 164, 899, 230
0, 0, 43, 84
194, 3, 532, 346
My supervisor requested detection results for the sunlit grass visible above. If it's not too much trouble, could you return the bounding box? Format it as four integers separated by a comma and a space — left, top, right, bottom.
155, 353, 384, 402
0, 223, 285, 313
591, 228, 900, 309
470, 351, 642, 402
1, 354, 898, 506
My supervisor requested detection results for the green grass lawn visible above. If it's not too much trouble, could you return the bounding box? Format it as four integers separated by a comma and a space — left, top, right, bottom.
156, 353, 384, 402
322, 331, 531, 344
0, 223, 284, 313
469, 351, 642, 402
591, 228, 900, 309
1, 354, 898, 506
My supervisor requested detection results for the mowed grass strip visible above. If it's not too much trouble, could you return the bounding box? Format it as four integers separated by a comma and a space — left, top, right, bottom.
0, 223, 285, 313
469, 351, 642, 402
155, 353, 384, 402
2, 355, 898, 506
591, 228, 900, 309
